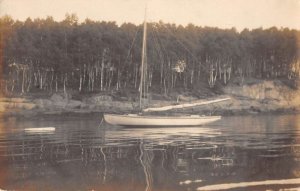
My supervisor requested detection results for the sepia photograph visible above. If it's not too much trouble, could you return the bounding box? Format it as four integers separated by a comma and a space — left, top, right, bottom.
0, 0, 300, 190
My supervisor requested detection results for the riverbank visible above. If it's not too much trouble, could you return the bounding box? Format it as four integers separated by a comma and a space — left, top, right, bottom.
1, 79, 300, 118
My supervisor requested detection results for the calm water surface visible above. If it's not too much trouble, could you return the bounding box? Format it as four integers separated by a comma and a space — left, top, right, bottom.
0, 114, 300, 191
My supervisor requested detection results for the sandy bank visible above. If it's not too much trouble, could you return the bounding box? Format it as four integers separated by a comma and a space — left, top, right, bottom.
1, 79, 300, 118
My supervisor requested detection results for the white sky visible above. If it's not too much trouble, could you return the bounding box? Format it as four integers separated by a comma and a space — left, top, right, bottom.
0, 0, 300, 30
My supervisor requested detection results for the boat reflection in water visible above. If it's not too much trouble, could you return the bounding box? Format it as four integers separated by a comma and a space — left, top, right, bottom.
0, 114, 300, 190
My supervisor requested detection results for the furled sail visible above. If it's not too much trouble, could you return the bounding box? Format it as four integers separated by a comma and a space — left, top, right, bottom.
143, 97, 231, 112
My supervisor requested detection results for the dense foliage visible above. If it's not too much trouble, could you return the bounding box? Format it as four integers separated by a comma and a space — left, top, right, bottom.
1, 14, 300, 96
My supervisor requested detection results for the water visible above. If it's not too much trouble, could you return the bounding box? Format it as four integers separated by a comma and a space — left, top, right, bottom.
0, 114, 300, 191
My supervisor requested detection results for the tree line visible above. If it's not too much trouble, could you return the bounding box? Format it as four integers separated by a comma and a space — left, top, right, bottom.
1, 14, 300, 96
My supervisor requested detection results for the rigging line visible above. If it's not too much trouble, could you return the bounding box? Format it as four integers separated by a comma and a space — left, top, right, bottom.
150, 27, 167, 65
124, 27, 141, 65
158, 23, 211, 72
151, 25, 169, 61
160, 24, 198, 60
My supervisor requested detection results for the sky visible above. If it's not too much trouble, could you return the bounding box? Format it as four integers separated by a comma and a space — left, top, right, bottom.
0, 0, 300, 31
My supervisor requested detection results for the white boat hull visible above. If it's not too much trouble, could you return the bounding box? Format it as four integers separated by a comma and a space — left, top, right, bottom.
103, 114, 221, 127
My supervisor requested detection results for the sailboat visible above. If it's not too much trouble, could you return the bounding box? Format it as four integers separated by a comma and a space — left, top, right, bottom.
103, 8, 230, 127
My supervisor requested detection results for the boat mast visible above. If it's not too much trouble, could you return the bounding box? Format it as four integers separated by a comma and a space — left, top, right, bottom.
139, 6, 147, 109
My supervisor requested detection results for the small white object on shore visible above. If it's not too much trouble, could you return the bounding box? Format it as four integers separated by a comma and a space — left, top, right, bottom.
180, 179, 202, 185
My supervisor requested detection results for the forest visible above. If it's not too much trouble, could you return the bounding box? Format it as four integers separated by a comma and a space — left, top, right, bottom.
1, 13, 300, 97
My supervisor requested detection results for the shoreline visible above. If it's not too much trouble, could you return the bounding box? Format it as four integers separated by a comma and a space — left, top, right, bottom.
0, 96, 299, 120
1, 108, 298, 121
1, 79, 300, 119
